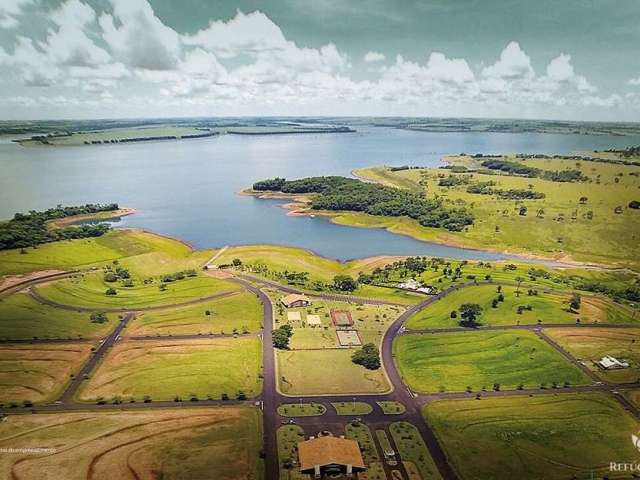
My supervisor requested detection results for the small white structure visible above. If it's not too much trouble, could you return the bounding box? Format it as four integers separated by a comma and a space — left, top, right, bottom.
306, 314, 322, 326
398, 279, 436, 295
597, 356, 630, 370
287, 311, 302, 321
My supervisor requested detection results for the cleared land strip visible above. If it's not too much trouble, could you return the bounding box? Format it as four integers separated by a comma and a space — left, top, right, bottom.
28, 286, 241, 313
0, 270, 76, 296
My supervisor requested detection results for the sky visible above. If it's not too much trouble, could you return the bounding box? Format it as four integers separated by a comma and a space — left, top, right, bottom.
0, 0, 639, 121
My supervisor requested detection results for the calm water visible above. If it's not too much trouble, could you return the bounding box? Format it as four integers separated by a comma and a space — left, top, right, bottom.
1, 127, 639, 261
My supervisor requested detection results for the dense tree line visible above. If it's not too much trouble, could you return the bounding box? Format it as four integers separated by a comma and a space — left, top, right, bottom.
0, 203, 118, 250
466, 182, 545, 199
480, 160, 588, 182
253, 176, 474, 231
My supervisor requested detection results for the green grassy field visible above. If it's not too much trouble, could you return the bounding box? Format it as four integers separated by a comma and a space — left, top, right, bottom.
354, 160, 640, 269
78, 337, 262, 401
277, 403, 326, 417
34, 272, 239, 309
277, 425, 306, 480
545, 327, 640, 384
331, 401, 373, 415
0, 343, 92, 404
0, 229, 213, 276
0, 407, 263, 480
0, 292, 115, 339
18, 126, 213, 146
424, 393, 640, 480
277, 349, 390, 395
274, 298, 403, 349
394, 330, 590, 392
390, 422, 442, 480
623, 389, 640, 408
377, 400, 406, 415
127, 291, 262, 336
215, 244, 424, 304
344, 422, 386, 480
406, 284, 634, 329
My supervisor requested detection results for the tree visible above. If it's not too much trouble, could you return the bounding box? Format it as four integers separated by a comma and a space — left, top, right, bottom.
333, 275, 358, 292
497, 293, 505, 302
579, 196, 588, 205
351, 343, 381, 370
491, 298, 499, 308
515, 276, 524, 297
569, 293, 581, 312
103, 272, 118, 282
105, 287, 117, 296
458, 303, 482, 328
450, 310, 457, 319
273, 325, 294, 349
629, 200, 640, 209
90, 312, 108, 323
518, 206, 527, 216
232, 258, 243, 267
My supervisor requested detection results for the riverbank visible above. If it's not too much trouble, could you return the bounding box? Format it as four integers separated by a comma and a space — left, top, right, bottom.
46, 207, 137, 229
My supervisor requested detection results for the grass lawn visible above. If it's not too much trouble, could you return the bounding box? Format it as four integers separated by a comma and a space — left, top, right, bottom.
0, 292, 115, 339
34, 271, 239, 309
0, 343, 92, 404
394, 330, 590, 392
277, 425, 306, 480
405, 284, 632, 329
277, 403, 326, 417
277, 349, 390, 395
216, 244, 423, 305
0, 407, 263, 480
274, 298, 403, 349
545, 327, 640, 384
390, 422, 442, 480
377, 401, 406, 415
331, 401, 373, 415
78, 337, 262, 401
354, 160, 640, 269
0, 229, 214, 277
344, 422, 386, 480
623, 390, 640, 408
127, 291, 262, 336
424, 393, 640, 480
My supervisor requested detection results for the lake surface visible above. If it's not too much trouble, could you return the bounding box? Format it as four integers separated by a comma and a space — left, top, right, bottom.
1, 126, 639, 261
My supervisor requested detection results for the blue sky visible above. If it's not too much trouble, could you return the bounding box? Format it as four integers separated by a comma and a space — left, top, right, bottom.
1, 0, 639, 120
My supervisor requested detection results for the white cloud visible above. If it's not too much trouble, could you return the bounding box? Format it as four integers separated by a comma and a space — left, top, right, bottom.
99, 0, 181, 70
364, 51, 385, 63
0, 0, 31, 28
482, 41, 534, 80
628, 76, 640, 86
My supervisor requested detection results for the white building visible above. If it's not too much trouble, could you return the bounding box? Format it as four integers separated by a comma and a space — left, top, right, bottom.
597, 356, 630, 370
398, 279, 437, 295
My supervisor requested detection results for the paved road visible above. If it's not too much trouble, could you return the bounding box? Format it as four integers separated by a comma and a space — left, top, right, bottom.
58, 312, 134, 404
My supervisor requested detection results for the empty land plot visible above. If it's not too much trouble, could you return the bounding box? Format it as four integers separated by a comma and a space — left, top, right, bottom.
0, 292, 114, 339
34, 272, 239, 309
424, 393, 640, 480
277, 349, 390, 395
0, 343, 92, 404
405, 284, 631, 329
390, 422, 442, 480
79, 337, 262, 401
623, 390, 640, 408
545, 327, 640, 384
0, 407, 263, 480
127, 291, 262, 336
394, 331, 590, 393
336, 330, 362, 346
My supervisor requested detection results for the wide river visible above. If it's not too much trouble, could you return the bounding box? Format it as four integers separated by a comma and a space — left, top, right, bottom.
1, 126, 639, 261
